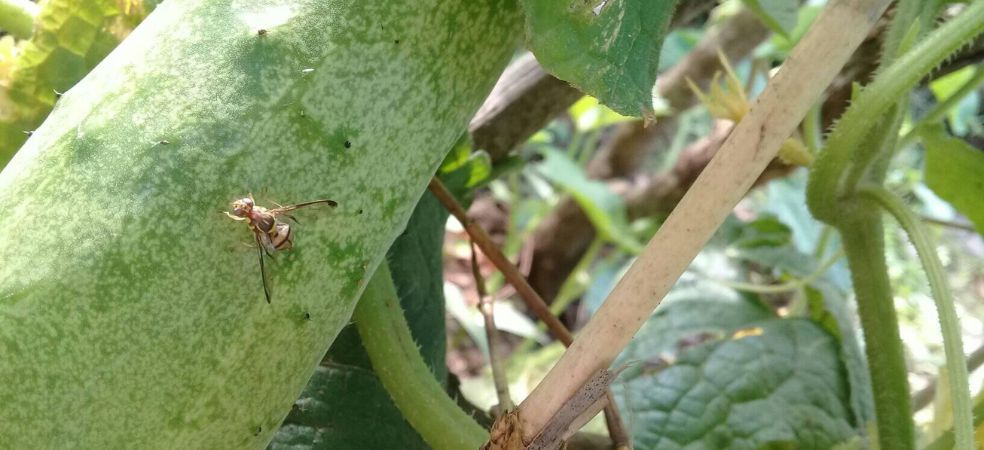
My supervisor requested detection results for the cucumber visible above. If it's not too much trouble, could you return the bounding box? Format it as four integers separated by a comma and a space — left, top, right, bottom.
0, 0, 519, 448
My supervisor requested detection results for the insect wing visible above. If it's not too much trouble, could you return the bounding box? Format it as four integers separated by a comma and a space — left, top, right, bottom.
268, 199, 337, 215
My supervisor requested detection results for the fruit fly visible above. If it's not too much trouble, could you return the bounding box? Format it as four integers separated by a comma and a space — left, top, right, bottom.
225, 194, 337, 303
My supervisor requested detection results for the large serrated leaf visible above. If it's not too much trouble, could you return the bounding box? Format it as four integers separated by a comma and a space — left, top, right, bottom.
615, 319, 858, 449
0, 0, 520, 448
804, 284, 874, 431
522, 0, 679, 117
615, 284, 773, 365
269, 364, 426, 450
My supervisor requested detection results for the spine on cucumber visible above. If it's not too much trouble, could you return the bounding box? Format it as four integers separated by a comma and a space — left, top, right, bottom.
0, 0, 519, 448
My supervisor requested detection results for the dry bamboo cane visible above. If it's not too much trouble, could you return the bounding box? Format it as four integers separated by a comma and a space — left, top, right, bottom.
515, 0, 892, 442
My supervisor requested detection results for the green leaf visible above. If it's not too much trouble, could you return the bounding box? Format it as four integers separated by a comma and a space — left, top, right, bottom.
532, 146, 644, 253
923, 128, 984, 235
0, 0, 520, 448
615, 283, 773, 366
726, 214, 842, 285
742, 0, 798, 37
616, 319, 859, 450
269, 365, 428, 450
927, 66, 983, 136
804, 285, 874, 430
271, 193, 449, 450
440, 148, 493, 192
731, 215, 793, 249
522, 0, 679, 117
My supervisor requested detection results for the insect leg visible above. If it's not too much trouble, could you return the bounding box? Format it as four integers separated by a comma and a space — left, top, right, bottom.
254, 234, 271, 303
257, 230, 278, 256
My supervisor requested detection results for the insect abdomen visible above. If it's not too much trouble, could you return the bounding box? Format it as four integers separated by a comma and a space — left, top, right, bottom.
270, 223, 293, 251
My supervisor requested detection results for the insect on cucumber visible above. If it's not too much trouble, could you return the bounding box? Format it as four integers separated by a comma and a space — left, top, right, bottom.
225, 194, 337, 303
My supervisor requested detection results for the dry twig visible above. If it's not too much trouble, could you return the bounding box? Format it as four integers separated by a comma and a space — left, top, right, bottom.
429, 178, 630, 448
470, 242, 514, 412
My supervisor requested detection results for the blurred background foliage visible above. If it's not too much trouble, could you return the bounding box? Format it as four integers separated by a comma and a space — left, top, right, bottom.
1, 0, 982, 449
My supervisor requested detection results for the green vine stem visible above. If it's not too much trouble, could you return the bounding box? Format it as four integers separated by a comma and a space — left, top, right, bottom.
805, 5, 984, 449
808, 0, 984, 217
355, 262, 486, 450
838, 209, 915, 449
0, 0, 38, 39
858, 185, 973, 450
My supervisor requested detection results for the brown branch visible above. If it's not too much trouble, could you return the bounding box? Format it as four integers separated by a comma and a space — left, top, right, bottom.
429, 178, 630, 449
431, 178, 573, 344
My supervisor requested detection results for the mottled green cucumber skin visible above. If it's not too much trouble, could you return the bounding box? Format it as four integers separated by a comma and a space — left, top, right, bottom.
0, 0, 519, 448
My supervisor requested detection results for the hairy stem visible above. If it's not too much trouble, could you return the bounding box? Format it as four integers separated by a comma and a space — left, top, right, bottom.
808, 0, 984, 218
515, 0, 892, 441
0, 0, 38, 39
858, 185, 973, 450
838, 209, 915, 449
355, 262, 487, 450
805, 5, 984, 449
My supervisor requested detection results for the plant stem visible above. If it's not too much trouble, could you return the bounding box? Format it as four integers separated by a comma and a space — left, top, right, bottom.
514, 0, 892, 441
716, 247, 844, 294
813, 224, 834, 258
802, 102, 823, 155
858, 185, 973, 450
804, 5, 984, 449
429, 177, 573, 345
550, 236, 605, 316
355, 262, 487, 450
838, 209, 915, 450
808, 1, 984, 218
471, 242, 514, 411
511, 236, 604, 359
0, 0, 38, 39
920, 215, 977, 233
